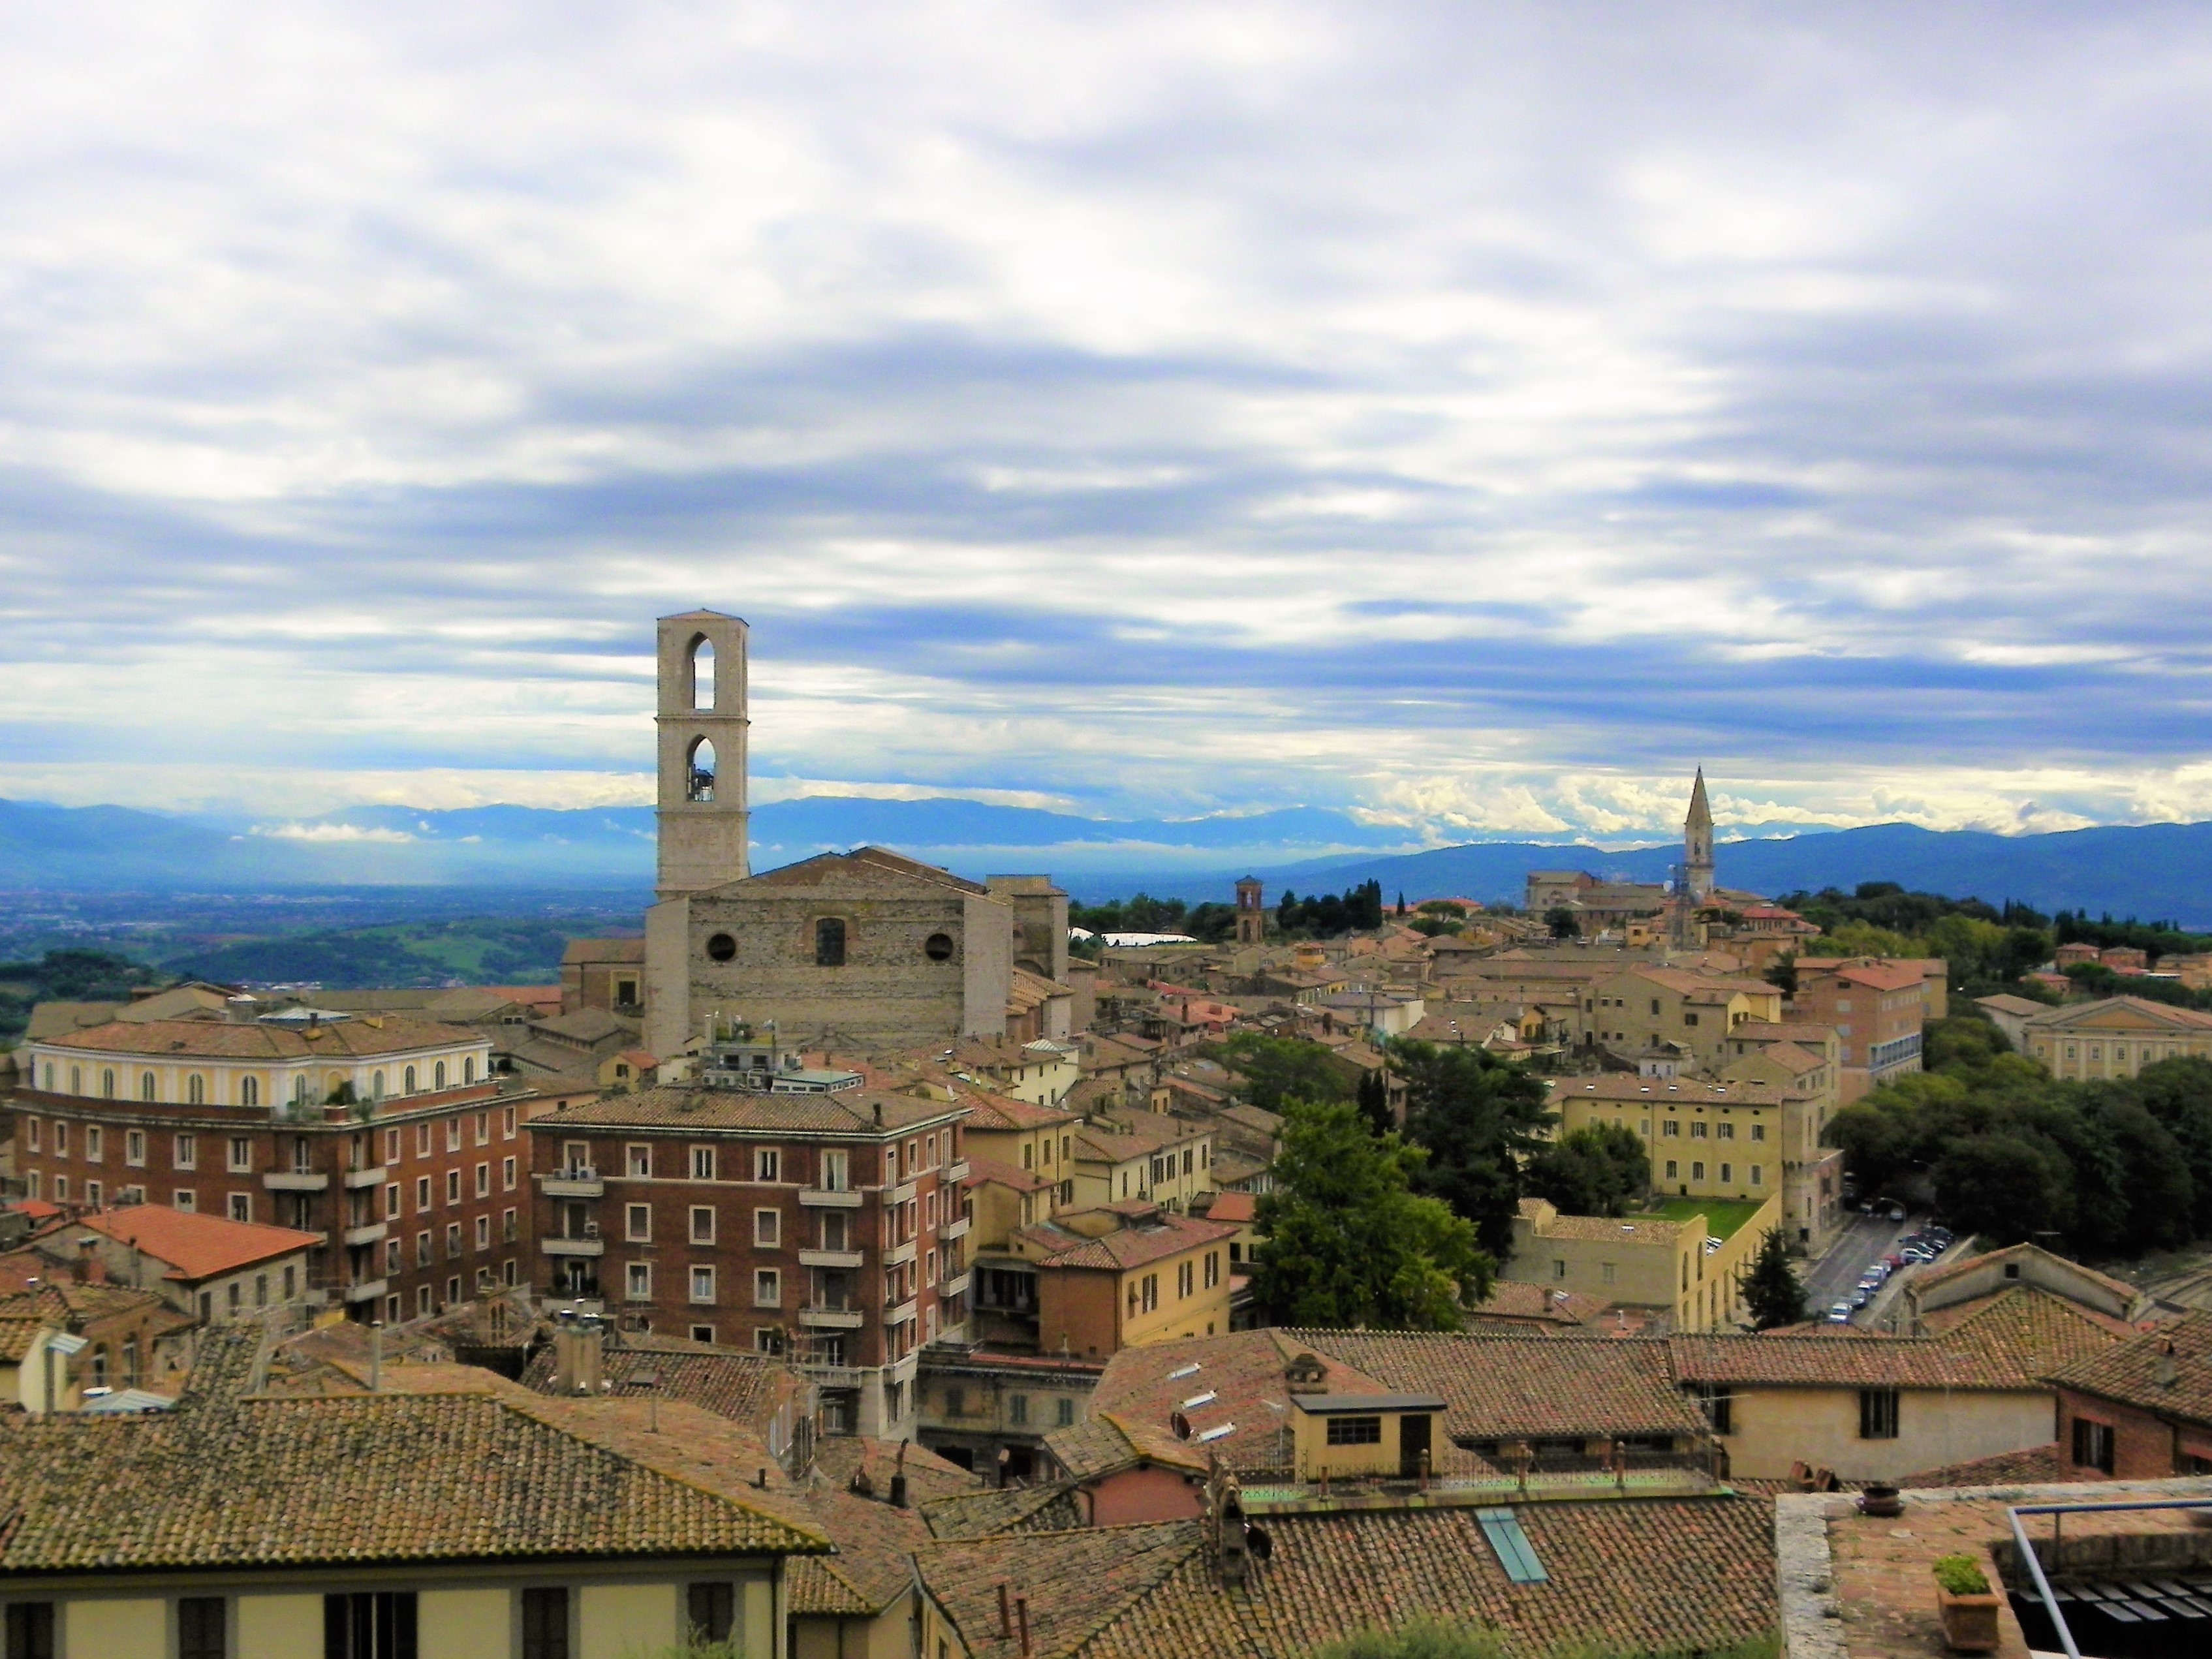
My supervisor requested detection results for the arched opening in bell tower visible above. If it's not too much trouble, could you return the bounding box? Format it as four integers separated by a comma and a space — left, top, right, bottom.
687, 736, 717, 801
691, 636, 716, 711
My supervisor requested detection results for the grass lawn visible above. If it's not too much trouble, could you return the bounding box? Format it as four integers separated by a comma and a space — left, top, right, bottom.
1649, 1197, 1766, 1241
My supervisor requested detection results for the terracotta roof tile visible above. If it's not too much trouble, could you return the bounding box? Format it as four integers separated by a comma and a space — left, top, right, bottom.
920, 1481, 1087, 1540
75, 1207, 322, 1282
1899, 1442, 2064, 1487
536, 1084, 963, 1136
2046, 1309, 2212, 1424
32, 1016, 486, 1060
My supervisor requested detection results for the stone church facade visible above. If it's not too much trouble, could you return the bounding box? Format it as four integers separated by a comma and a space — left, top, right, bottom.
642, 609, 1068, 1057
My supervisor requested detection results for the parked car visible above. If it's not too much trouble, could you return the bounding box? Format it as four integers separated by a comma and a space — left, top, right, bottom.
1901, 1247, 1935, 1264
1850, 1287, 1871, 1308
1887, 1203, 1907, 1222
1884, 1252, 1905, 1269
1828, 1302, 1854, 1324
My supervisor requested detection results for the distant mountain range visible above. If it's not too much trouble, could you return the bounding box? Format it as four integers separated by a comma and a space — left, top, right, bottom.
5, 797, 2212, 925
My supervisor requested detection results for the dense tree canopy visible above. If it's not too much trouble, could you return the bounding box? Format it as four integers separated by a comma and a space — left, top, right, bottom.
1393, 1040, 1555, 1258
1217, 1032, 1354, 1113
1251, 1100, 1493, 1329
1523, 1123, 1650, 1218
1824, 1013, 2212, 1256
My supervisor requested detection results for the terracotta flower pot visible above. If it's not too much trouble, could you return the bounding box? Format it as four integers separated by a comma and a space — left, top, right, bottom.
1936, 1585, 2002, 1654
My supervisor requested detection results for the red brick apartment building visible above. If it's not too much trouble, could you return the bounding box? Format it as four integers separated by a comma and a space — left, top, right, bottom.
2050, 1312, 2212, 1480
14, 1012, 547, 1324
1789, 958, 1929, 1102
526, 1045, 972, 1438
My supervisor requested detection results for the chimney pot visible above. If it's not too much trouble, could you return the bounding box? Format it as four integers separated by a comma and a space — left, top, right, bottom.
996, 1583, 1012, 1637
1015, 1597, 1031, 1659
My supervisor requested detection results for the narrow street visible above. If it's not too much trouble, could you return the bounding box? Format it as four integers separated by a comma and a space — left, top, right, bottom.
1799, 1209, 1922, 1326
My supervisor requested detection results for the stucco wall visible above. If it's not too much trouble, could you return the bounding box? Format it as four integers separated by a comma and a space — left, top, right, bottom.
1717, 1384, 2054, 1481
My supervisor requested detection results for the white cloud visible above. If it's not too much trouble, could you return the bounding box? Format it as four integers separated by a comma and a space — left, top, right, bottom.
2, 6, 2211, 836
250, 822, 415, 845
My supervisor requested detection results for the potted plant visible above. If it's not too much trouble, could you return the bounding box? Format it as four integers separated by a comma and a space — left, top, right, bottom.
1933, 1554, 2002, 1653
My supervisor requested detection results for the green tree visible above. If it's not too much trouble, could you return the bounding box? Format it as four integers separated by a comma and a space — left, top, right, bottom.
1219, 1033, 1352, 1112
1251, 1100, 1493, 1328
2131, 1056, 2212, 1237
1544, 906, 1579, 939
1932, 1133, 2076, 1246
1523, 1123, 1649, 1217
1355, 1068, 1394, 1138
1393, 1041, 1555, 1258
1740, 1226, 1808, 1330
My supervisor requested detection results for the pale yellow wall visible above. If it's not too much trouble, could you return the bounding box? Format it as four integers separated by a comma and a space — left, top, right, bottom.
1715, 1384, 2055, 1481
796, 1596, 911, 1659
64, 1596, 165, 1658
743, 1573, 775, 1659
581, 1582, 678, 1657
1290, 1410, 1425, 1479
421, 1587, 510, 1659
1555, 1094, 1781, 1205
1118, 1245, 1232, 1345
2026, 1023, 2212, 1081
238, 1593, 326, 1659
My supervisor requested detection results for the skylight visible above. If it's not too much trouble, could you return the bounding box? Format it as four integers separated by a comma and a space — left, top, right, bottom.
1475, 1508, 1548, 1584
1181, 1391, 1217, 1410
1167, 1363, 1201, 1380
1193, 1423, 1236, 1443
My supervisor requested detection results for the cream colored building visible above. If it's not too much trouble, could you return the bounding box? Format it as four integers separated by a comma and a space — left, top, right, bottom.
1070, 1119, 1216, 1213
2018, 995, 2212, 1080
1581, 966, 1784, 1070
1501, 1192, 1781, 1333
1549, 1076, 1784, 1208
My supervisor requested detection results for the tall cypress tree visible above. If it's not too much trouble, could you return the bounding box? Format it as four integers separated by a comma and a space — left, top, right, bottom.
1741, 1227, 1808, 1330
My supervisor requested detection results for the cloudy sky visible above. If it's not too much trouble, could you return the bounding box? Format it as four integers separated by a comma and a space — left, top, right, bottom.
5, 2, 2212, 844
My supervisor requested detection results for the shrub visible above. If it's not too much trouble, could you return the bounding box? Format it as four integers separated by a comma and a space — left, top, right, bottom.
1933, 1555, 1991, 1596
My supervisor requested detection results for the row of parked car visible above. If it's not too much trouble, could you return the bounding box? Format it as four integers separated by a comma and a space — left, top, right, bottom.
1826, 1221, 1955, 1323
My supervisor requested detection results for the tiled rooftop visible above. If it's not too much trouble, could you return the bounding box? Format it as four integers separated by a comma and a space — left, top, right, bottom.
2047, 1309, 2212, 1423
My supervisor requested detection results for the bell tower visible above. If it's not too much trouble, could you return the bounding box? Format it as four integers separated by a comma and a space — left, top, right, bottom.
1682, 767, 1715, 904
655, 609, 751, 899
1235, 876, 1266, 946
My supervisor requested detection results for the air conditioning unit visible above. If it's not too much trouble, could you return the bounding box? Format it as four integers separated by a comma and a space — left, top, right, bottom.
582, 1220, 600, 1239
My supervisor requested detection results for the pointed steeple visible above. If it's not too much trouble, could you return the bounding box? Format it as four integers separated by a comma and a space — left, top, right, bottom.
1681, 768, 1715, 905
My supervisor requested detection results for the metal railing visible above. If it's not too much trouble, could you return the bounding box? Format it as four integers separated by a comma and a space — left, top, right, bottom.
2006, 1497, 2212, 1659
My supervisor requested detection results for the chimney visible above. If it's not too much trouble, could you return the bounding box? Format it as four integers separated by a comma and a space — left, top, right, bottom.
2155, 1339, 2180, 1388
996, 1583, 1012, 1639
1014, 1598, 1031, 1659
76, 1238, 105, 1286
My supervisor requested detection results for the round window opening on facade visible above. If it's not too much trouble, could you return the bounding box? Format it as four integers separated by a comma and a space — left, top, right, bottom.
706, 933, 737, 962
925, 933, 955, 962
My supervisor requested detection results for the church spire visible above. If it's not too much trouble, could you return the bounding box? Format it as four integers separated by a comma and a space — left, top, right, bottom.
1681, 768, 1715, 904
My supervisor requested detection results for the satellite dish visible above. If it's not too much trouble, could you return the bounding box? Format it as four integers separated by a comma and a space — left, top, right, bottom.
1171, 1411, 1192, 1440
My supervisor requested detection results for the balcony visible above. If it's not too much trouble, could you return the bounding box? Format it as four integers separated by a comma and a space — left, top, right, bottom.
341, 1164, 388, 1190
341, 1221, 388, 1248
262, 1170, 330, 1192
884, 1297, 919, 1326
798, 1248, 865, 1270
798, 1187, 864, 1209
946, 1160, 971, 1183
341, 1279, 388, 1305
939, 1272, 971, 1299
941, 1215, 971, 1242
541, 1236, 606, 1258
795, 1362, 871, 1389
540, 1169, 605, 1198
890, 1180, 918, 1207
798, 1305, 865, 1330
884, 1239, 917, 1269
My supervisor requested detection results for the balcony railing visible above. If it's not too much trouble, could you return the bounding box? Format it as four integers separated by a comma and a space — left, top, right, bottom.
540, 1168, 605, 1198
798, 1248, 865, 1270
541, 1236, 606, 1258
341, 1164, 388, 1190
262, 1170, 330, 1192
798, 1305, 866, 1329
798, 1187, 864, 1209
341, 1220, 388, 1247
946, 1160, 971, 1183
884, 1297, 919, 1326
939, 1272, 971, 1299
941, 1216, 971, 1241
884, 1239, 918, 1269
341, 1279, 388, 1305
